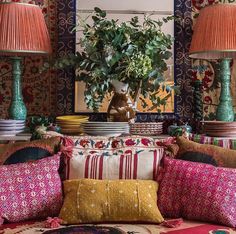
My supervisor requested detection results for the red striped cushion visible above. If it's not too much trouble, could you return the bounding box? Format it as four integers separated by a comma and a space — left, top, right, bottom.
67, 148, 164, 180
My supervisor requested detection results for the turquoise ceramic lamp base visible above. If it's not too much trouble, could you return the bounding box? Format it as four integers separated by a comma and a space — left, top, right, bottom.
8, 57, 27, 120
216, 58, 234, 122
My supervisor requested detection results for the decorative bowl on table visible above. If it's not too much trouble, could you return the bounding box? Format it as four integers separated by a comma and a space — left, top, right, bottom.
129, 122, 163, 136
56, 115, 89, 134
81, 122, 129, 137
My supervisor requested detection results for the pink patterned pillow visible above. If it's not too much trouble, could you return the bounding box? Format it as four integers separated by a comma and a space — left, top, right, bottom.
0, 154, 62, 223
158, 157, 236, 227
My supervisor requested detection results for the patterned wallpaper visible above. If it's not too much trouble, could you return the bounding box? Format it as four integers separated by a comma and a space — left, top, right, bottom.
174, 0, 193, 120
56, 0, 75, 115
1, 0, 226, 121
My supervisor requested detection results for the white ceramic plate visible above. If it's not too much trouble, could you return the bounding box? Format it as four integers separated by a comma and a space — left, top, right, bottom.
83, 122, 128, 125
85, 132, 122, 137
84, 132, 128, 137
84, 129, 127, 132
0, 119, 25, 124
0, 126, 25, 130
83, 126, 129, 130
0, 123, 25, 127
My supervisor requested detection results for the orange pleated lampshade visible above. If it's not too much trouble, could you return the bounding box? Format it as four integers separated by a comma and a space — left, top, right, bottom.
189, 4, 236, 60
0, 2, 51, 56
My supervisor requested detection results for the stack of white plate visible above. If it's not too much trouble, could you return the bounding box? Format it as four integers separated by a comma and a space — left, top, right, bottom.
82, 122, 129, 137
0, 119, 25, 136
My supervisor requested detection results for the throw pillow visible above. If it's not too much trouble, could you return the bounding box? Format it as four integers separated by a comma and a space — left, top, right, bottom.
0, 137, 61, 165
68, 148, 164, 180
59, 179, 164, 224
174, 136, 236, 167
188, 133, 236, 149
0, 154, 63, 223
157, 157, 236, 227
64, 135, 173, 181
70, 135, 173, 156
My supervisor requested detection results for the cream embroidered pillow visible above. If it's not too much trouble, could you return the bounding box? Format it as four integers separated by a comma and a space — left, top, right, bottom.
59, 179, 164, 224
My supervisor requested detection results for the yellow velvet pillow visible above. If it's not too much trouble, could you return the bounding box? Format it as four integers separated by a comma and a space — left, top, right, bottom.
59, 179, 164, 224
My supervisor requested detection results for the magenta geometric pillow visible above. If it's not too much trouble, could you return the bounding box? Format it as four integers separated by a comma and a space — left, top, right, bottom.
157, 157, 236, 227
0, 154, 63, 223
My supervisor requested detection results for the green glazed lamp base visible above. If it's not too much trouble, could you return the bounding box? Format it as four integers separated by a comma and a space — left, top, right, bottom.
8, 57, 27, 120
216, 59, 234, 122
9, 100, 27, 120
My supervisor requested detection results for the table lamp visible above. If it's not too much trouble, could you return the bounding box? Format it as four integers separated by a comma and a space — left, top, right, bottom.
189, 4, 236, 121
0, 2, 52, 120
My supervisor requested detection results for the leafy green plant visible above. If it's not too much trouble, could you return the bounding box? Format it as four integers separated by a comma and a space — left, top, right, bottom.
53, 7, 177, 111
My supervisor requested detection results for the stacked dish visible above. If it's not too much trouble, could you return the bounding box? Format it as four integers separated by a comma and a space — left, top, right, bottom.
56, 115, 89, 134
202, 121, 236, 137
82, 122, 129, 137
0, 119, 25, 136
130, 122, 163, 136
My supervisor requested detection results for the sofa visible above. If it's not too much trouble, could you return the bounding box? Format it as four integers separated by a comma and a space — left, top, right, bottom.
0, 133, 236, 234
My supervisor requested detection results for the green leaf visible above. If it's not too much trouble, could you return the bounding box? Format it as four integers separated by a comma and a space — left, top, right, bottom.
156, 21, 163, 27
162, 51, 172, 60
94, 7, 102, 13
149, 70, 157, 78
165, 85, 172, 93
153, 79, 160, 90
130, 16, 139, 27
92, 16, 99, 22
100, 10, 106, 18
107, 53, 122, 67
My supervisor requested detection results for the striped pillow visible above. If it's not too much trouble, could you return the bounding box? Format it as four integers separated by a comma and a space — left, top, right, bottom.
67, 148, 164, 180
188, 133, 236, 149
